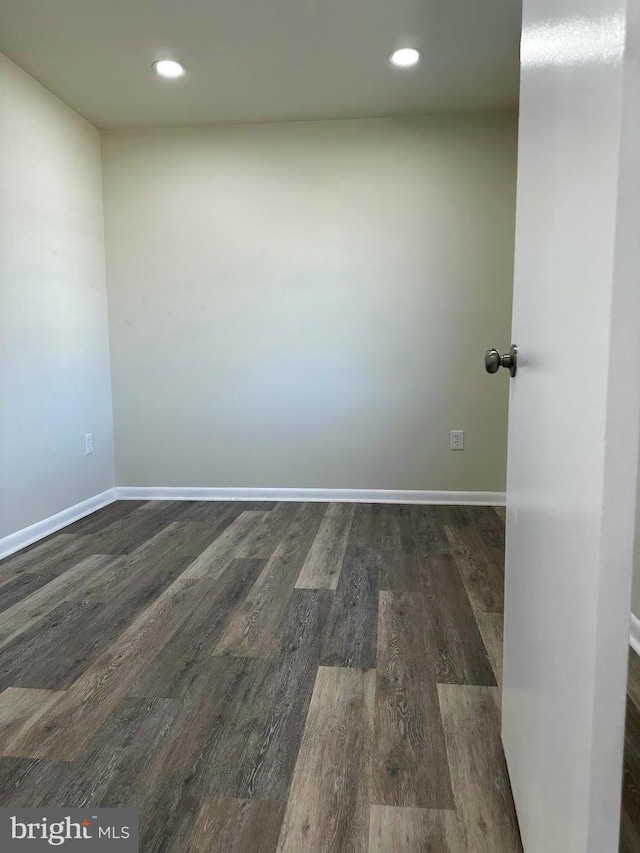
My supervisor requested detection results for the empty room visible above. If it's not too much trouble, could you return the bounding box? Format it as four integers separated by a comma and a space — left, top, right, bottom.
1, 1, 640, 851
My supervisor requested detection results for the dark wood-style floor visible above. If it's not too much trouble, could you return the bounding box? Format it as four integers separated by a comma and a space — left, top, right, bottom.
622, 649, 640, 851
0, 500, 522, 852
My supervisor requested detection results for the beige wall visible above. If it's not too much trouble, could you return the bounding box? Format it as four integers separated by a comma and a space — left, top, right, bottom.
102, 113, 517, 491
0, 53, 115, 538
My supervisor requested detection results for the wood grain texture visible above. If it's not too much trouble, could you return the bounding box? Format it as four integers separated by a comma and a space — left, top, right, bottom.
476, 613, 504, 688
320, 546, 380, 669
0, 500, 520, 851
624, 650, 640, 847
435, 506, 471, 529
0, 696, 180, 809
0, 578, 201, 760
234, 502, 299, 559
464, 507, 505, 551
419, 556, 496, 686
61, 500, 146, 535
203, 589, 332, 802
129, 656, 251, 852
445, 526, 504, 614
215, 503, 327, 656
628, 647, 640, 712
188, 798, 286, 853
368, 805, 467, 853
438, 684, 522, 853
403, 505, 450, 558
176, 501, 244, 523
0, 600, 107, 691
180, 512, 268, 579
0, 689, 62, 759
74, 520, 226, 604
620, 806, 640, 853
0, 535, 98, 597
373, 591, 454, 809
622, 693, 640, 849
375, 507, 423, 592
295, 503, 354, 590
276, 666, 375, 853
130, 558, 265, 699
0, 554, 117, 650
82, 502, 192, 555
349, 503, 379, 548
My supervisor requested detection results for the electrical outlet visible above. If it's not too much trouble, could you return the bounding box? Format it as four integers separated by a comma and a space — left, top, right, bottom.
85, 433, 93, 455
450, 430, 464, 450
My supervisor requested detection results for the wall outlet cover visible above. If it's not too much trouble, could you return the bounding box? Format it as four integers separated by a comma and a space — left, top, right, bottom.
450, 430, 464, 450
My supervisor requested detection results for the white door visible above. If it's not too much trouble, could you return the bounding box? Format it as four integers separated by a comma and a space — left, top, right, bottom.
501, 0, 640, 850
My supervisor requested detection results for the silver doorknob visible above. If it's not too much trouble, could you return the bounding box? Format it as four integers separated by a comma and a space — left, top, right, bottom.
485, 344, 517, 377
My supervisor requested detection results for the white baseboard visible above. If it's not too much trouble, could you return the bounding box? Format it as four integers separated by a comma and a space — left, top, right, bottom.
116, 486, 506, 506
0, 488, 117, 561
631, 613, 640, 656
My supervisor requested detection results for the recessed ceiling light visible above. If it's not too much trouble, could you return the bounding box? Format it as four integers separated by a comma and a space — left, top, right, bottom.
152, 60, 186, 79
389, 48, 422, 68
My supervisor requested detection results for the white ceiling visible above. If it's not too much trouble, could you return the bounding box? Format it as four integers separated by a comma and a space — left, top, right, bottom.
0, 0, 521, 129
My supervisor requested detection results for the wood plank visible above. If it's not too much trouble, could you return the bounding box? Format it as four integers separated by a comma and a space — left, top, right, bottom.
295, 503, 354, 590
368, 805, 467, 853
133, 655, 252, 852
373, 591, 454, 809
65, 696, 180, 808
188, 798, 286, 853
61, 500, 146, 535
181, 512, 267, 580
348, 503, 378, 548
445, 526, 504, 614
438, 684, 522, 852
435, 506, 471, 528
76, 521, 227, 602
0, 757, 43, 806
320, 546, 379, 669
176, 501, 242, 523
178, 501, 275, 523
81, 501, 191, 555
0, 688, 63, 759
620, 804, 640, 853
476, 613, 504, 688
130, 558, 265, 699
464, 506, 505, 551
0, 695, 179, 808
139, 500, 181, 510
0, 577, 202, 761
493, 506, 506, 522
402, 505, 450, 558
0, 555, 117, 650
375, 507, 423, 592
628, 647, 640, 712
419, 556, 496, 686
0, 600, 108, 691
0, 574, 56, 614
622, 694, 640, 842
234, 503, 300, 559
0, 500, 525, 852
204, 589, 332, 801
0, 535, 98, 591
0, 525, 229, 690
125, 588, 330, 853
276, 666, 374, 853
214, 503, 327, 656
